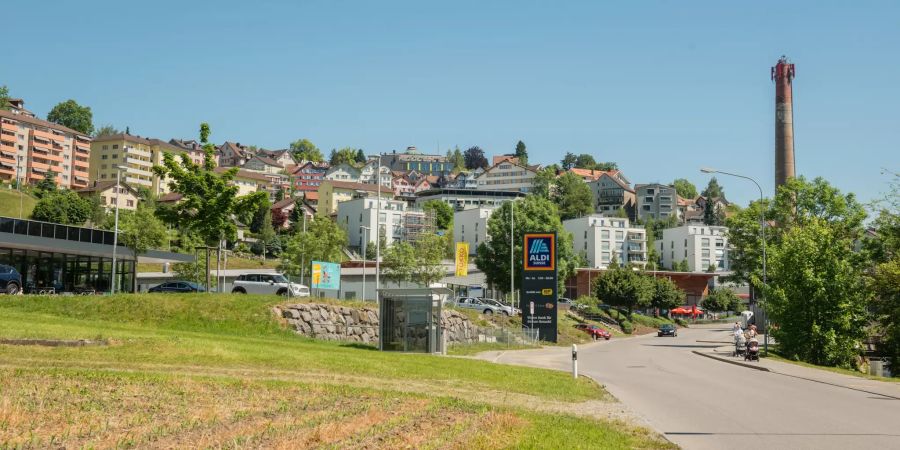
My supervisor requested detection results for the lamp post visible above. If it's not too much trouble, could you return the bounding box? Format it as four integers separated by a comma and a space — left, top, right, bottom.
360, 225, 370, 301
16, 162, 23, 218
376, 156, 382, 294
510, 199, 515, 308
110, 165, 127, 294
700, 167, 768, 354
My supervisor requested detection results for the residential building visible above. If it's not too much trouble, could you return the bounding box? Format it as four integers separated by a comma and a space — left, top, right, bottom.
492, 154, 520, 165
213, 167, 270, 197
587, 171, 636, 221
317, 180, 392, 217
414, 188, 525, 211
242, 155, 284, 174
290, 161, 328, 193
359, 159, 393, 187
475, 161, 538, 193
566, 167, 609, 182
563, 215, 647, 269
217, 141, 252, 167
337, 197, 433, 251
255, 148, 295, 168
4, 98, 35, 117
324, 163, 361, 183
445, 171, 479, 189
453, 207, 495, 255
659, 225, 730, 272
0, 110, 91, 189
90, 134, 200, 195
635, 183, 680, 223
167, 139, 206, 165
380, 146, 452, 175
75, 180, 140, 211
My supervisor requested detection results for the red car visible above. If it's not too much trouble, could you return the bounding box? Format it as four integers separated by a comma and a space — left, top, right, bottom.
575, 323, 611, 340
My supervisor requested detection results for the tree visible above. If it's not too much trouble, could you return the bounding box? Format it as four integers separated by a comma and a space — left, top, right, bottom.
532, 167, 557, 200
514, 140, 528, 166
290, 138, 323, 162
249, 197, 273, 233
383, 241, 416, 287
593, 264, 652, 314
423, 200, 453, 231
673, 178, 698, 199
257, 209, 277, 257
447, 146, 465, 172
554, 172, 594, 220
355, 148, 367, 164
109, 203, 167, 257
329, 147, 359, 166
650, 276, 685, 311
279, 216, 347, 281
871, 258, 900, 372
560, 152, 577, 170
152, 122, 268, 246
93, 124, 120, 138
761, 218, 869, 368
703, 201, 725, 226
411, 233, 446, 286
271, 207, 289, 230
644, 220, 660, 270
701, 177, 725, 200
31, 190, 93, 225
463, 146, 488, 170
34, 170, 59, 198
0, 85, 10, 111
47, 99, 94, 135
703, 288, 741, 313
574, 154, 597, 170
475, 195, 577, 293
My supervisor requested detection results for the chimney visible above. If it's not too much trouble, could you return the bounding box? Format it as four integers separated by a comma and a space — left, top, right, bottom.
772, 56, 796, 189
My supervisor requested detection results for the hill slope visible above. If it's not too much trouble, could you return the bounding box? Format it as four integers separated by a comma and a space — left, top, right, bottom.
0, 188, 36, 218
0, 294, 673, 449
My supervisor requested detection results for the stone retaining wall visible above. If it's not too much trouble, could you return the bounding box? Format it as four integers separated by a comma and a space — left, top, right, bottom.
274, 303, 482, 345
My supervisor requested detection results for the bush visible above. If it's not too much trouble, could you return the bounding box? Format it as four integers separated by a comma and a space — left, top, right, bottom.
675, 318, 689, 327
620, 321, 633, 334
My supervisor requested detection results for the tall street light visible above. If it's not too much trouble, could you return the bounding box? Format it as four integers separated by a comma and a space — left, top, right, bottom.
360, 225, 370, 301
110, 165, 128, 294
16, 162, 23, 218
700, 167, 768, 355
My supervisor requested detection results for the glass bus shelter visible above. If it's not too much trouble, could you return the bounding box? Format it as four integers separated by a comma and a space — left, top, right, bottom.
378, 288, 451, 353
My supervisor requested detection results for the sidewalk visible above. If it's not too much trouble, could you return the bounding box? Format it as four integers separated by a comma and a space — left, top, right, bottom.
695, 342, 900, 400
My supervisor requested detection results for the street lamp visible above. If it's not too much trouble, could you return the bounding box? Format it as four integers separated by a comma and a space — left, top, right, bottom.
360, 225, 370, 301
16, 162, 23, 218
700, 167, 768, 355
110, 165, 128, 294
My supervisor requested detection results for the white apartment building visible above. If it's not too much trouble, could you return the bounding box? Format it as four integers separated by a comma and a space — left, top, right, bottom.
336, 197, 432, 251
324, 163, 361, 183
659, 225, 730, 272
475, 161, 537, 193
563, 215, 647, 269
453, 207, 495, 255
359, 160, 393, 187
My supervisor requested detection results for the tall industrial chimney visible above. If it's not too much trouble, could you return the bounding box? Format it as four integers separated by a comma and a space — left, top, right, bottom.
772, 56, 796, 189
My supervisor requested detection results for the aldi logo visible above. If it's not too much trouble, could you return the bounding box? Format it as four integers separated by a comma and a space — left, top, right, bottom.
524, 233, 555, 271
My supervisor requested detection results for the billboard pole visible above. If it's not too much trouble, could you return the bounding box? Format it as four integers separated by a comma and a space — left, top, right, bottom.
510, 201, 514, 306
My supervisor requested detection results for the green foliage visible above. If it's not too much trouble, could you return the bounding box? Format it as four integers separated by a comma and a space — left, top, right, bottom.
0, 85, 9, 110
46, 99, 93, 135
108, 203, 167, 256
383, 240, 416, 286
463, 146, 488, 170
475, 195, 577, 293
514, 140, 528, 166
703, 201, 725, 226
554, 172, 595, 220
620, 320, 633, 334
593, 264, 651, 314
762, 218, 869, 368
871, 258, 900, 372
703, 288, 741, 313
31, 189, 92, 225
560, 152, 577, 170
563, 154, 618, 172
423, 200, 453, 230
290, 138, 323, 162
672, 178, 698, 199
93, 124, 120, 138
701, 177, 725, 200
355, 148, 367, 163
279, 216, 348, 280
383, 234, 445, 287
531, 167, 557, 200
33, 170, 58, 198
447, 146, 465, 173
328, 147, 359, 166
152, 123, 267, 246
650, 276, 685, 310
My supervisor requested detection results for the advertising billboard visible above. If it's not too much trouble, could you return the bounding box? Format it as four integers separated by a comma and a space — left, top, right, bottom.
311, 261, 340, 291
521, 232, 557, 342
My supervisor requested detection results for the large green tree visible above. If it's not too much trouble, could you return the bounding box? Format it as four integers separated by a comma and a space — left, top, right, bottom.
703, 288, 741, 313
329, 147, 359, 166
554, 172, 594, 220
532, 167, 557, 200
47, 99, 93, 135
514, 140, 528, 166
701, 177, 725, 199
650, 276, 685, 311
105, 203, 167, 257
593, 264, 652, 314
560, 152, 577, 170
475, 195, 576, 293
31, 190, 93, 225
0, 85, 10, 110
383, 233, 450, 287
93, 124, 120, 138
423, 200, 453, 231
290, 138, 323, 162
447, 146, 465, 173
279, 216, 347, 281
673, 178, 698, 199
152, 123, 268, 246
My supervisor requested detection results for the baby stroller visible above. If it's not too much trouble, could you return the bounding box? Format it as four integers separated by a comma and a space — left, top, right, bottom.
745, 338, 760, 361
733, 333, 747, 357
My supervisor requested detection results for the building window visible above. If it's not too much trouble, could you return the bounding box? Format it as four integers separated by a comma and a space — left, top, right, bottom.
112, 154, 118, 159
684, 249, 688, 258
601, 252, 610, 263
601, 230, 609, 239
702, 249, 710, 257
702, 259, 710, 268
113, 145, 118, 149
644, 196, 654, 203
102, 155, 108, 160
615, 231, 624, 241
642, 205, 651, 211
126, 200, 134, 207
602, 241, 610, 251
646, 188, 655, 195
701, 238, 710, 247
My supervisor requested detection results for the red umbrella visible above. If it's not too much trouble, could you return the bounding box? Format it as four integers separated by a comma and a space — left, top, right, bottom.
671, 307, 689, 315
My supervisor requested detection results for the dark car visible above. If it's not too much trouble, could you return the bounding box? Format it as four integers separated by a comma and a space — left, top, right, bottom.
658, 324, 677, 337
0, 264, 22, 295
148, 281, 205, 293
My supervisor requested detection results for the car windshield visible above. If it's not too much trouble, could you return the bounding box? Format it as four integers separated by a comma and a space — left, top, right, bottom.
661, 324, 675, 330
272, 275, 288, 283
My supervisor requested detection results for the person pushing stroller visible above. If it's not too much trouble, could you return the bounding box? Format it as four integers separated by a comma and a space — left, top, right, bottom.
733, 323, 747, 357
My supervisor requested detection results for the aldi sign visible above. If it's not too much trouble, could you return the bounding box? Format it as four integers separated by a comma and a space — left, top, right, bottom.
524, 234, 555, 270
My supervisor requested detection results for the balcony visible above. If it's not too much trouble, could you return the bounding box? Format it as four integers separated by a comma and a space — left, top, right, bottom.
73, 159, 89, 170
29, 160, 50, 171
125, 165, 154, 177
126, 147, 153, 159
0, 144, 15, 158
31, 129, 55, 142
74, 144, 90, 154
124, 176, 152, 187
124, 156, 152, 167
73, 169, 89, 179
0, 121, 18, 133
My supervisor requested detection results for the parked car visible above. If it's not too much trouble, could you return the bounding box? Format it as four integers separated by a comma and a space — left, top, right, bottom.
148, 281, 205, 293
575, 323, 611, 340
0, 264, 22, 295
454, 297, 512, 315
481, 298, 520, 316
231, 273, 310, 297
658, 324, 678, 337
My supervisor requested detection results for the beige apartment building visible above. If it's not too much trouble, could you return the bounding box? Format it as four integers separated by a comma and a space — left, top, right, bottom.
90, 134, 195, 195
0, 110, 91, 189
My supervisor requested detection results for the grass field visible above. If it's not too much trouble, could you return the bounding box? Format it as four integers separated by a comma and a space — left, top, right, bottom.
0, 294, 674, 449
765, 349, 899, 383
0, 189, 36, 218
137, 255, 281, 273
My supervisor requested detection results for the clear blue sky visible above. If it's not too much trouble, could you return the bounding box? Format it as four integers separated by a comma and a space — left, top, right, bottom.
3, 0, 897, 207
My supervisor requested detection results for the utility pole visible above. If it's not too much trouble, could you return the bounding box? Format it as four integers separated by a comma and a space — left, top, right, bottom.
510, 200, 515, 307
110, 166, 125, 294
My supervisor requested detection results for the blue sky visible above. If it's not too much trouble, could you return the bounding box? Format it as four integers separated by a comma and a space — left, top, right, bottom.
2, 1, 897, 207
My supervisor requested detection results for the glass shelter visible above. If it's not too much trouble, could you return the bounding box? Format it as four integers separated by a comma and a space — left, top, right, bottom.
378, 288, 451, 353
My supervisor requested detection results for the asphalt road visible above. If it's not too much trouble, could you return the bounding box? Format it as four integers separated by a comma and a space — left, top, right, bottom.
492, 326, 900, 450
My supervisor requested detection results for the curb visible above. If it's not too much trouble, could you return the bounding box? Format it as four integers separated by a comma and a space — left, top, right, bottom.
695, 340, 734, 344
692, 350, 771, 372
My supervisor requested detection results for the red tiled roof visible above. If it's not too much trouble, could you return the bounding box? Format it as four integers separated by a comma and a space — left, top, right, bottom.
158, 192, 183, 203
304, 191, 319, 201
0, 110, 87, 137
271, 198, 296, 209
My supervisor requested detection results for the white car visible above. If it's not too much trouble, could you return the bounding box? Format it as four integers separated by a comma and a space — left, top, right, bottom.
231, 273, 309, 297
454, 297, 518, 316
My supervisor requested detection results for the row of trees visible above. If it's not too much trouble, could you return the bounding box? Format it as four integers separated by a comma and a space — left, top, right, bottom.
592, 263, 686, 314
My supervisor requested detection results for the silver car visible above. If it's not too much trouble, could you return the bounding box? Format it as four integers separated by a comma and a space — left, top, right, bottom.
455, 297, 518, 316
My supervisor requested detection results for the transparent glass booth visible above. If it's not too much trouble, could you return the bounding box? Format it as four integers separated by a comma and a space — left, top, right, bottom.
378, 288, 450, 353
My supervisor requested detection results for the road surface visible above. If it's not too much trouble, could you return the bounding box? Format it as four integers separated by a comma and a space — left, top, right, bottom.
490, 326, 900, 450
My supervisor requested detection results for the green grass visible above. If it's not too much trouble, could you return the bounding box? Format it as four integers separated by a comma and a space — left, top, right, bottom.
765, 350, 899, 383
447, 341, 534, 356
137, 255, 280, 273
0, 293, 674, 448
0, 189, 36, 218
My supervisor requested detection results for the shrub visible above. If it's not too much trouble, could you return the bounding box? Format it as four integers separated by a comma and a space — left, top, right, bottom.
620, 321, 633, 334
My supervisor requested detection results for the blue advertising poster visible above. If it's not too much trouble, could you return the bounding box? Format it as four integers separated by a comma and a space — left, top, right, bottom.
311, 261, 341, 291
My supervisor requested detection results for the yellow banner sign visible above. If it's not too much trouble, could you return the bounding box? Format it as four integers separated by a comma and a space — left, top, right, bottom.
455, 242, 469, 277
